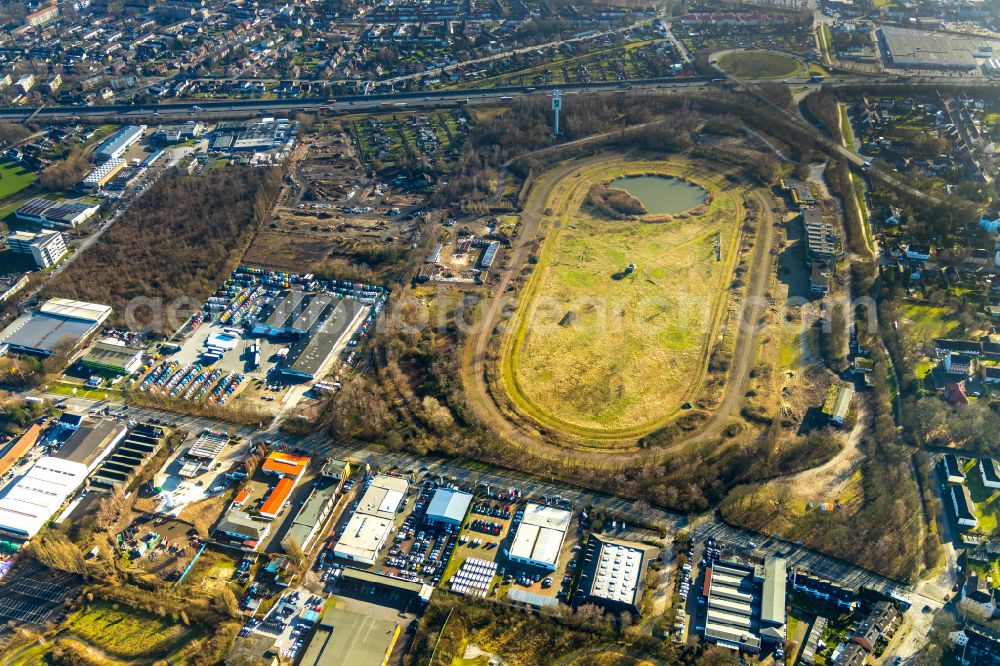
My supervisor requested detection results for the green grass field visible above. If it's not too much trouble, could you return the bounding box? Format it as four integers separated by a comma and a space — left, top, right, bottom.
501, 157, 745, 437
0, 161, 37, 200
62, 601, 195, 658
899, 303, 957, 342
965, 459, 1000, 536
717, 51, 801, 79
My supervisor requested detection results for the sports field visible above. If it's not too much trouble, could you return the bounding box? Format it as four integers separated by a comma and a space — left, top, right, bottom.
0, 161, 37, 200
500, 157, 745, 439
717, 50, 801, 79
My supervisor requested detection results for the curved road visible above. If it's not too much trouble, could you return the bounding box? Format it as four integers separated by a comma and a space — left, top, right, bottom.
459, 156, 777, 463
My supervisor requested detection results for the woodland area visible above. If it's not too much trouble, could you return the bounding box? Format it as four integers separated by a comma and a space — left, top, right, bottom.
405, 594, 743, 666
45, 166, 282, 333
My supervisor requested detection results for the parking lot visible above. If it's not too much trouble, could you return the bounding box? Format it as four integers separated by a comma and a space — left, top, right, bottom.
243, 587, 325, 661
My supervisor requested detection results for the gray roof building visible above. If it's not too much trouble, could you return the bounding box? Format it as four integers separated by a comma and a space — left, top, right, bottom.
425, 488, 472, 525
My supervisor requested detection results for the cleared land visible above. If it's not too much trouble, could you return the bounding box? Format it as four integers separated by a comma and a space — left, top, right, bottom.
717, 50, 801, 79
61, 600, 196, 658
500, 157, 745, 438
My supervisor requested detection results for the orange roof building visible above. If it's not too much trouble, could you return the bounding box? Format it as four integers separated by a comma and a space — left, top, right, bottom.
259, 477, 296, 519
261, 451, 309, 478
232, 487, 251, 507
0, 425, 41, 478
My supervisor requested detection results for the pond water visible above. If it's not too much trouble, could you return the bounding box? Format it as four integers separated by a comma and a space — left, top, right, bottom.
609, 175, 707, 215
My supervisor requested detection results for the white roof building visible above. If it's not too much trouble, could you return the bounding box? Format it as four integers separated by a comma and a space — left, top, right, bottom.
0, 456, 88, 540
509, 502, 572, 570
333, 474, 409, 565
426, 488, 472, 525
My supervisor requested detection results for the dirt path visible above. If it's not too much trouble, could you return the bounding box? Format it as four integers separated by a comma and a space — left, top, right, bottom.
459, 154, 777, 464
785, 404, 865, 501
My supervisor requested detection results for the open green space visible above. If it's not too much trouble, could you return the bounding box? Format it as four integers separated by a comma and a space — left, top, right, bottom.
717, 50, 801, 79
965, 459, 1000, 536
62, 600, 196, 658
0, 161, 37, 200
899, 303, 957, 342
500, 156, 745, 439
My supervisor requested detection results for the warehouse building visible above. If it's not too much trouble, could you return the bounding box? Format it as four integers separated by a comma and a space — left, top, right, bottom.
151, 122, 204, 144
703, 559, 762, 653
0, 456, 89, 540
0, 298, 111, 356
14, 197, 100, 229
89, 424, 165, 491
425, 488, 472, 527
0, 425, 41, 479
55, 418, 128, 474
759, 556, 787, 644
82, 158, 126, 190
79, 340, 144, 375
214, 510, 272, 550
94, 125, 145, 162
5, 230, 67, 268
298, 605, 400, 666
334, 474, 409, 565
179, 431, 229, 477
880, 27, 981, 71
574, 535, 659, 616
281, 481, 338, 552
261, 451, 309, 478
259, 477, 296, 519
321, 458, 351, 488
509, 502, 572, 570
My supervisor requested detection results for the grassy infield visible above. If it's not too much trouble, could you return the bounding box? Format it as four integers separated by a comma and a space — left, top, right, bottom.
500, 157, 745, 441
717, 51, 801, 79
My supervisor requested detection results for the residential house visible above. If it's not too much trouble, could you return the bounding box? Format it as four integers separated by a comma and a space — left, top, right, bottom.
945, 382, 970, 405
906, 243, 932, 261
951, 484, 978, 528
982, 459, 1000, 490
944, 454, 966, 484
964, 573, 997, 618
851, 600, 899, 651
944, 353, 975, 376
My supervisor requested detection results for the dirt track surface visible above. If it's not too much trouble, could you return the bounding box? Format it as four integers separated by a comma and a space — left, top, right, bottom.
460, 155, 777, 463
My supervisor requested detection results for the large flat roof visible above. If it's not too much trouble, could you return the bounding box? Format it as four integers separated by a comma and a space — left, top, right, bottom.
334, 512, 392, 563
299, 607, 398, 666
259, 477, 296, 518
0, 456, 88, 539
55, 419, 126, 471
281, 297, 365, 378
426, 488, 472, 524
760, 556, 787, 629
0, 299, 111, 355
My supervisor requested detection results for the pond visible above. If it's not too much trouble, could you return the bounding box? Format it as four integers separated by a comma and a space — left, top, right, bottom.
609, 175, 707, 215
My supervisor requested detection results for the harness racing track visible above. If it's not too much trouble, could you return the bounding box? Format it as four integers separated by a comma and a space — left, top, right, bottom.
460, 152, 777, 459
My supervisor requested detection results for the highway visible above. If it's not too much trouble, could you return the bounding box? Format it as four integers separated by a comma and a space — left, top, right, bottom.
1, 73, 997, 123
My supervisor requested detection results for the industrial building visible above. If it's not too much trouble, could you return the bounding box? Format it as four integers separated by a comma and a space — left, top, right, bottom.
702, 556, 788, 654
55, 418, 128, 474
0, 425, 41, 479
880, 27, 983, 71
509, 502, 572, 570
0, 456, 88, 540
321, 458, 351, 487
14, 197, 100, 229
89, 424, 165, 491
151, 122, 204, 144
425, 488, 472, 526
179, 431, 229, 477
79, 340, 145, 375
82, 158, 126, 190
261, 451, 309, 478
298, 605, 400, 666
574, 535, 659, 616
5, 230, 67, 268
259, 477, 296, 519
333, 474, 409, 565
209, 118, 297, 154
214, 509, 272, 550
281, 482, 338, 552
0, 298, 111, 356
94, 125, 145, 162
